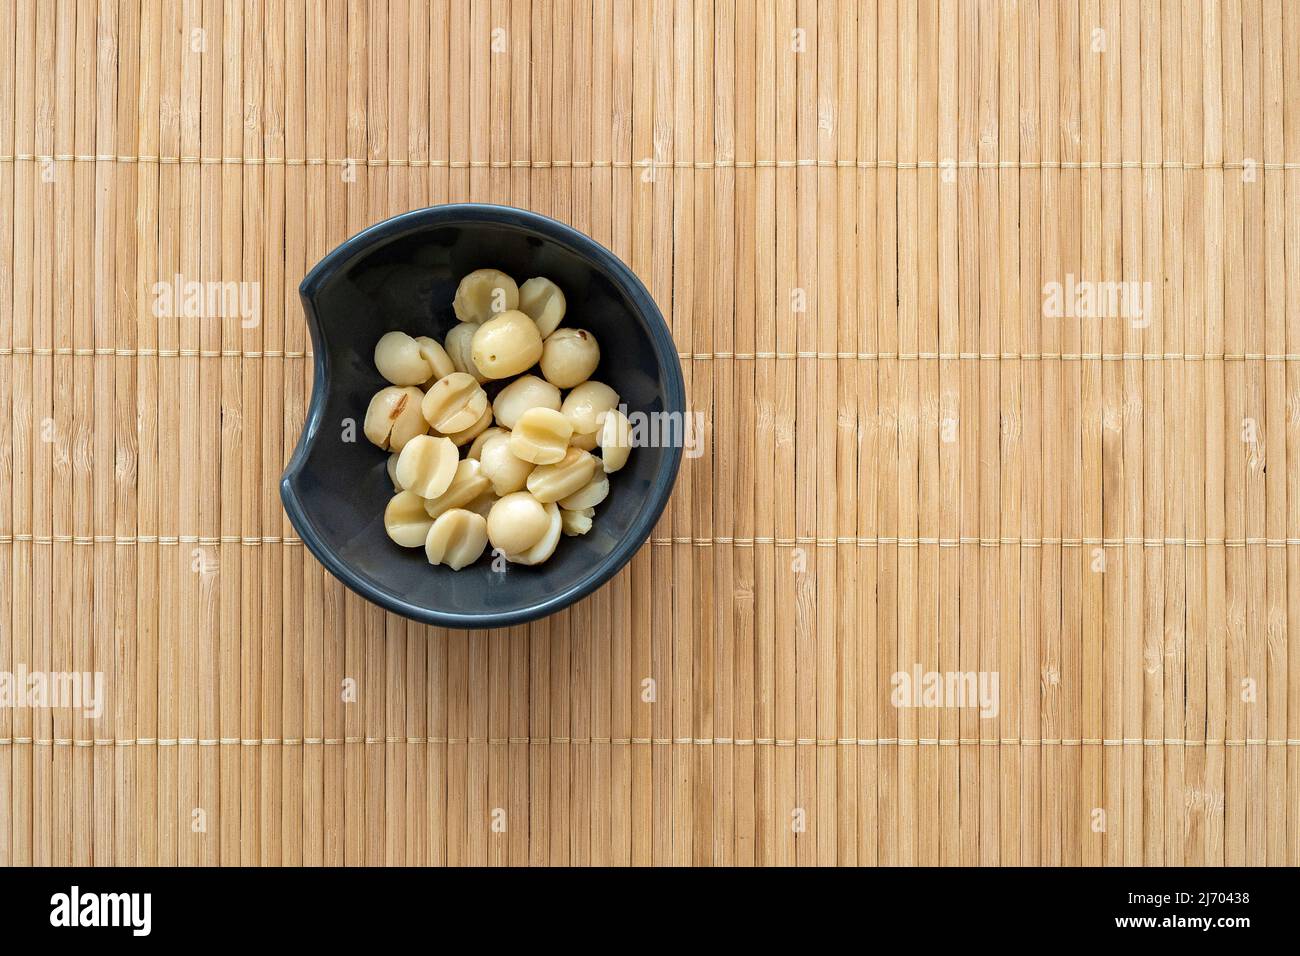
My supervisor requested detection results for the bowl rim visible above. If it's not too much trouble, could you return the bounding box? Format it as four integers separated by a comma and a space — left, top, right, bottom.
282, 202, 686, 629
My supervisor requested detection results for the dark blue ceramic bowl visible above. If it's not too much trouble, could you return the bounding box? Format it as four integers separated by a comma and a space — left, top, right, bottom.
282, 204, 684, 629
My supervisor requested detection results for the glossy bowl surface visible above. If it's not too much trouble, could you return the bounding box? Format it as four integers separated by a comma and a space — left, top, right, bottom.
282, 204, 684, 629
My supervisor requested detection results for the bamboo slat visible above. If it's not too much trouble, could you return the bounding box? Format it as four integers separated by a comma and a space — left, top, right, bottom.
1, 0, 1296, 866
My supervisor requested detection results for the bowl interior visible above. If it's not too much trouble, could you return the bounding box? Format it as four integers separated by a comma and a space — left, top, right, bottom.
286, 207, 682, 628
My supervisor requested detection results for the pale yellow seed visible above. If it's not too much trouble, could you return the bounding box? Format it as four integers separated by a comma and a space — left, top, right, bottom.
421, 371, 489, 434
364, 385, 428, 451
369, 276, 625, 565
446, 402, 494, 447
570, 429, 598, 451
506, 502, 563, 565
471, 310, 544, 379
559, 472, 609, 510
539, 327, 600, 388
395, 434, 459, 499
526, 447, 598, 504
384, 490, 434, 547
492, 374, 561, 430
375, 330, 434, 386
424, 459, 493, 519
415, 335, 456, 382
560, 507, 594, 536
479, 433, 535, 496
561, 380, 619, 435
464, 489, 499, 519
453, 268, 519, 323
424, 509, 489, 570
467, 426, 509, 461
517, 276, 567, 338
486, 491, 551, 555
599, 408, 632, 473
445, 322, 488, 383
509, 407, 573, 464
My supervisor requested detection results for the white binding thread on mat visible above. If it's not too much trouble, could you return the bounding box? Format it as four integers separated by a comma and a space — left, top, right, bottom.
3, 535, 1298, 548
1, 737, 1294, 748
0, 347, 311, 358
11, 347, 1299, 361
4, 154, 1299, 171
17, 347, 1298, 362
641, 536, 1297, 547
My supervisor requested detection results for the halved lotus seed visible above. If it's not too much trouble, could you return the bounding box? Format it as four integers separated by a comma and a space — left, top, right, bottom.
375, 331, 435, 386
424, 508, 489, 570
386, 452, 402, 491
487, 491, 551, 555
471, 310, 543, 379
445, 322, 488, 383
453, 268, 519, 323
445, 402, 494, 447
517, 277, 567, 338
492, 374, 561, 430
558, 472, 609, 510
421, 371, 489, 434
506, 502, 562, 565
560, 506, 594, 536
539, 328, 600, 389
395, 434, 459, 499
384, 490, 435, 547
364, 385, 428, 451
526, 447, 598, 504
509, 407, 573, 464
479, 432, 535, 496
561, 380, 619, 435
598, 408, 632, 473
424, 458, 493, 520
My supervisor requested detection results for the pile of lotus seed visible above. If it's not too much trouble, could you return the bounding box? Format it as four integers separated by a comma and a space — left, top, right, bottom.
362, 269, 632, 570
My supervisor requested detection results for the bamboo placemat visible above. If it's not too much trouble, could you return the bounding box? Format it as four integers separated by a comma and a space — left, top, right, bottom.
2, 0, 1298, 866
